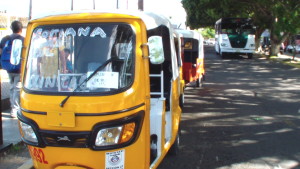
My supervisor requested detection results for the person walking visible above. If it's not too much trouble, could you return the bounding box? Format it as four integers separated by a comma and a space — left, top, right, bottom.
0, 20, 24, 118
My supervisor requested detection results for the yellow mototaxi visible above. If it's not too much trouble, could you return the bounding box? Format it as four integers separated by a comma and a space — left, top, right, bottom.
175, 29, 205, 87
173, 31, 185, 108
13, 10, 182, 169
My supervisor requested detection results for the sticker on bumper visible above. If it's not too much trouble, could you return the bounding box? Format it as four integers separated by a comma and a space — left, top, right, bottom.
105, 149, 125, 169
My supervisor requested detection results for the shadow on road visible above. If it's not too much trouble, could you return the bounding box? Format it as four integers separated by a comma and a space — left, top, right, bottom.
158, 46, 300, 169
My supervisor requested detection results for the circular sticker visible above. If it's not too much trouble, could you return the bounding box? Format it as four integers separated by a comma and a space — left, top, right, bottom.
109, 155, 120, 165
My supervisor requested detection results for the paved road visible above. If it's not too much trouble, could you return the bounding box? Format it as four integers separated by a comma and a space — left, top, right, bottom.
158, 46, 300, 169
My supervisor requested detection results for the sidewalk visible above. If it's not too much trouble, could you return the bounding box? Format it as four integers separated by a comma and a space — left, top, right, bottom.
1, 69, 21, 145
256, 50, 300, 64
276, 51, 300, 62
1, 69, 33, 169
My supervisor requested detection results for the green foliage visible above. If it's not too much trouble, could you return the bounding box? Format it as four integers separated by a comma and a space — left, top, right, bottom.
182, 0, 249, 28
182, 0, 300, 55
283, 60, 300, 69
200, 28, 215, 39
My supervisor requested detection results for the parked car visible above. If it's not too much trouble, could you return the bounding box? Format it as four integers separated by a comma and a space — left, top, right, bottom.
207, 38, 215, 45
286, 45, 300, 54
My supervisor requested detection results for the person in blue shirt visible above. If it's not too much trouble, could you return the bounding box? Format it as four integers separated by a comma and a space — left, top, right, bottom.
0, 21, 24, 118
61, 48, 73, 73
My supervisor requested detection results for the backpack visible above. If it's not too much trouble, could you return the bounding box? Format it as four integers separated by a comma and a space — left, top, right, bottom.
1, 36, 21, 73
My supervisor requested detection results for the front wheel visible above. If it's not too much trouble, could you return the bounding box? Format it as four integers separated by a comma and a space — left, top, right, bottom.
196, 76, 203, 87
247, 53, 253, 59
168, 132, 180, 156
220, 52, 226, 59
150, 135, 158, 163
179, 94, 184, 108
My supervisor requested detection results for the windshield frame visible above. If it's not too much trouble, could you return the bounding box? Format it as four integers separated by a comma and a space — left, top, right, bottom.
23, 22, 136, 96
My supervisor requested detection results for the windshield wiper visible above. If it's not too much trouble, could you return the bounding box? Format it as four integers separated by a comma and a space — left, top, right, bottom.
60, 58, 112, 107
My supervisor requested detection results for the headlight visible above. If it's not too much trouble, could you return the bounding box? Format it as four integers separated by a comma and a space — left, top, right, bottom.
91, 111, 144, 150
221, 43, 228, 47
221, 34, 228, 39
95, 122, 136, 146
222, 38, 228, 41
19, 121, 38, 143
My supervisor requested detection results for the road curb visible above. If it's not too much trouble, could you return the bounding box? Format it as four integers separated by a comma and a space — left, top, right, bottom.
17, 159, 33, 169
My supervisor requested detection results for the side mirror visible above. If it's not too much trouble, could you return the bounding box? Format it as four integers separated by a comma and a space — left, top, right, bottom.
148, 36, 164, 64
10, 39, 22, 65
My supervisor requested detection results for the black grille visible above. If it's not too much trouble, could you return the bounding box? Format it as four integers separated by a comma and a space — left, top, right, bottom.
228, 34, 247, 48
230, 39, 247, 48
40, 131, 90, 148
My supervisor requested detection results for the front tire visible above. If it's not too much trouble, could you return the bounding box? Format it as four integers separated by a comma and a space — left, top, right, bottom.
247, 53, 253, 59
168, 132, 180, 156
220, 51, 226, 59
150, 135, 158, 163
196, 76, 203, 87
216, 45, 220, 55
179, 94, 184, 108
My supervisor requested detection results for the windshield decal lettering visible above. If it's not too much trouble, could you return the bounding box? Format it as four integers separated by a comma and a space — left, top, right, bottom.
29, 75, 55, 89
42, 30, 50, 38
78, 27, 91, 36
65, 28, 76, 37
29, 74, 40, 89
90, 27, 106, 38
35, 28, 43, 35
44, 75, 56, 88
38, 76, 44, 89
59, 74, 87, 91
60, 75, 78, 90
59, 29, 65, 38
35, 27, 107, 39
28, 74, 89, 91
69, 76, 78, 90
60, 76, 70, 89
50, 29, 60, 37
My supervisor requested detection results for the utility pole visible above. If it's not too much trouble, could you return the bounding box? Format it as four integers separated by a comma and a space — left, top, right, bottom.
71, 0, 74, 11
93, 0, 95, 10
116, 0, 129, 9
28, 0, 32, 20
138, 0, 143, 11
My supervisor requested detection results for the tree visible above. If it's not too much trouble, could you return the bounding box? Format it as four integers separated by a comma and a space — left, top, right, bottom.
200, 28, 215, 39
289, 35, 300, 60
182, 0, 300, 56
267, 0, 300, 55
182, 0, 249, 29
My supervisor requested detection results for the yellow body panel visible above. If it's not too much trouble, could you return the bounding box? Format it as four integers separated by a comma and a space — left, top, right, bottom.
150, 77, 181, 169
28, 130, 148, 169
179, 67, 185, 94
27, 110, 149, 169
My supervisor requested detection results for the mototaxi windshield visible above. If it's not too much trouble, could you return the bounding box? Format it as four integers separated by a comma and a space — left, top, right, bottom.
24, 23, 135, 95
